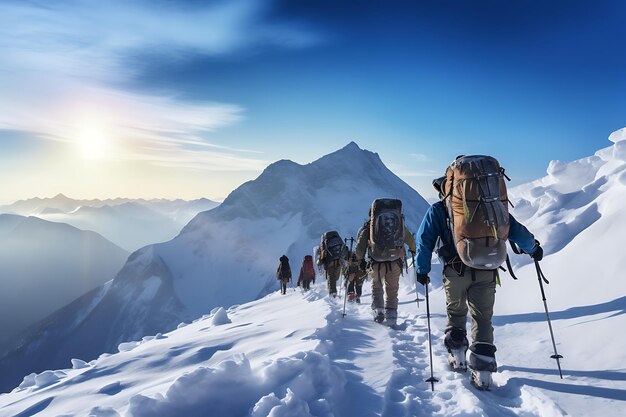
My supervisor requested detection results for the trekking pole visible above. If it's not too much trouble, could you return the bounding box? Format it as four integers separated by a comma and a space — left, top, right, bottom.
411, 253, 420, 308
424, 281, 439, 391
534, 259, 564, 378
342, 277, 348, 317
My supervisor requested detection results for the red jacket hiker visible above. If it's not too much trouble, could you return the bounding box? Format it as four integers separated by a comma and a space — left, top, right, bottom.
297, 255, 316, 290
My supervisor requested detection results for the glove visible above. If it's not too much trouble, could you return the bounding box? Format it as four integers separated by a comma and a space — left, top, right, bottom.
531, 241, 543, 261
359, 259, 367, 272
409, 250, 416, 259
416, 274, 430, 286
297, 281, 300, 287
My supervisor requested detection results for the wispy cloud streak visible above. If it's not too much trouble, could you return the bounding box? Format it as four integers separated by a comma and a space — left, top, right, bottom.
0, 0, 320, 170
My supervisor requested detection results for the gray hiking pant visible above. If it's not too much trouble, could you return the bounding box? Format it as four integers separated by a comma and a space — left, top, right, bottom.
443, 265, 497, 345
370, 260, 402, 317
326, 264, 341, 296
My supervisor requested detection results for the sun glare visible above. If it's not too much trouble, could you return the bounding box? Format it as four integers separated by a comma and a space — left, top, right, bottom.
78, 125, 109, 160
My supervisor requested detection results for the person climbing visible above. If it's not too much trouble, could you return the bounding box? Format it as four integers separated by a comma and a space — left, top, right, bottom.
415, 155, 543, 390
343, 253, 367, 303
297, 255, 316, 291
355, 199, 416, 327
318, 231, 346, 297
276, 255, 292, 295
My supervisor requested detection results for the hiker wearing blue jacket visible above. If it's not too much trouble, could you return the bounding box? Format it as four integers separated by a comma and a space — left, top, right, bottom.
415, 174, 543, 386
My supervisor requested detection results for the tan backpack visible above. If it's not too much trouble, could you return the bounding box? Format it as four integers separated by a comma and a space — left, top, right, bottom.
443, 155, 510, 270
368, 198, 405, 262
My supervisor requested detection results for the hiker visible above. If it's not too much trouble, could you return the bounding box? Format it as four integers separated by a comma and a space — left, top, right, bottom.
355, 199, 416, 327
343, 253, 367, 304
276, 255, 292, 295
297, 255, 316, 291
318, 231, 346, 297
415, 155, 543, 389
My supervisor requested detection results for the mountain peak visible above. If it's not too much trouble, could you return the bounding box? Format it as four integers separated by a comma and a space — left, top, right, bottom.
343, 141, 362, 151
52, 193, 71, 201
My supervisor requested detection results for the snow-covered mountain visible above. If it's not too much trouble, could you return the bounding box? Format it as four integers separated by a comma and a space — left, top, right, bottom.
0, 214, 129, 348
0, 195, 220, 251
1, 134, 625, 416
0, 142, 429, 393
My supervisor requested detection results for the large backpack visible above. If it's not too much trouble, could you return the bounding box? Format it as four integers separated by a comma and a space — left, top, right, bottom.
320, 231, 344, 264
369, 198, 405, 262
443, 155, 510, 270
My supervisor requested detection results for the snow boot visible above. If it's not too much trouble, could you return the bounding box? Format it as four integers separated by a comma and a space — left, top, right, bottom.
373, 308, 385, 323
469, 343, 497, 390
444, 327, 469, 372
355, 296, 361, 304
384, 308, 397, 328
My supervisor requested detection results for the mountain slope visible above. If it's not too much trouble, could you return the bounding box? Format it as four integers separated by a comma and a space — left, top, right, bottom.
0, 215, 129, 347
0, 142, 429, 393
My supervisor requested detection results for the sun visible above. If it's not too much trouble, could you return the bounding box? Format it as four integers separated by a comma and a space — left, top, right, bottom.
78, 125, 109, 160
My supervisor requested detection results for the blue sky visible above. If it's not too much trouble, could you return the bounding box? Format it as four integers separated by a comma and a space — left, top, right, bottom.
1, 0, 625, 203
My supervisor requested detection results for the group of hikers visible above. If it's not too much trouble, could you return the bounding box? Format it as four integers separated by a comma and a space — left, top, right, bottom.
275, 155, 544, 390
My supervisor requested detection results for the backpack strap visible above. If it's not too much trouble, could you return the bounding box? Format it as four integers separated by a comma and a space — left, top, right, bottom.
505, 254, 518, 280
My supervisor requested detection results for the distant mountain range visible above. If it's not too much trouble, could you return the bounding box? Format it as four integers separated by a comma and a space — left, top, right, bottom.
0, 214, 129, 349
0, 195, 220, 251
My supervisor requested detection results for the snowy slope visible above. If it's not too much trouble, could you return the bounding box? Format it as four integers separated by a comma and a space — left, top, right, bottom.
0, 142, 429, 393
1, 134, 625, 416
0, 280, 573, 417
1, 196, 220, 252
0, 215, 129, 348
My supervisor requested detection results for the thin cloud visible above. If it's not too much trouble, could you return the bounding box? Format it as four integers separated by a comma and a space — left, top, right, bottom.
0, 0, 320, 170
409, 153, 430, 162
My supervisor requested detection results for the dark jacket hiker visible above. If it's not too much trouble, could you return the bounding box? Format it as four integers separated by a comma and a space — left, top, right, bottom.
276, 255, 292, 295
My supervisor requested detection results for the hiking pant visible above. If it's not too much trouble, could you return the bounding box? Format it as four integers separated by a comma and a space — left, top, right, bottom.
280, 279, 290, 294
347, 278, 364, 297
370, 260, 402, 317
326, 264, 341, 296
302, 278, 311, 290
443, 265, 497, 345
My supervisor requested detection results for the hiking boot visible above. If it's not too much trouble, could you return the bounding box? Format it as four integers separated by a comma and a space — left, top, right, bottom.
448, 349, 468, 372
384, 316, 397, 328
468, 343, 497, 390
470, 369, 493, 390
444, 327, 469, 371
372, 308, 385, 323
355, 297, 361, 304
382, 308, 397, 328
